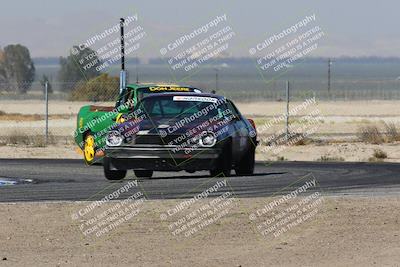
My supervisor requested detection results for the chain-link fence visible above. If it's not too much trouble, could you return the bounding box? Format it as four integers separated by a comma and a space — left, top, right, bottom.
0, 81, 118, 147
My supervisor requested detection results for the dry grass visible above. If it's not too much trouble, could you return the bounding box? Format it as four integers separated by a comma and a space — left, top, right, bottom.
276, 156, 287, 161
0, 113, 42, 121
292, 133, 313, 146
1, 131, 56, 147
357, 125, 384, 144
357, 123, 400, 144
373, 149, 388, 159
0, 112, 72, 121
384, 122, 400, 142
261, 132, 313, 146
368, 149, 388, 162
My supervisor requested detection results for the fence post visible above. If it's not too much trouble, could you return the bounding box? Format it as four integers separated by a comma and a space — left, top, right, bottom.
285, 80, 290, 142
45, 81, 49, 146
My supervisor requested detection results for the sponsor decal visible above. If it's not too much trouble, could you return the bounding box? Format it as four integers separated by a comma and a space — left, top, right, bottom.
148, 86, 191, 92
173, 96, 218, 103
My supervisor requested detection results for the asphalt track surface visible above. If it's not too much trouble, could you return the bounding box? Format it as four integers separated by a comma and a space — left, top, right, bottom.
0, 159, 400, 202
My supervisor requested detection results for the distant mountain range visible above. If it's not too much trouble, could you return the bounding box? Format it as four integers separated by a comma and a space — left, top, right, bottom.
32, 56, 400, 66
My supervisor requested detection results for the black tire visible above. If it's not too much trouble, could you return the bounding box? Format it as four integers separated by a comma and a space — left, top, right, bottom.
134, 170, 153, 178
235, 146, 255, 176
103, 157, 126, 180
210, 142, 232, 177
83, 132, 96, 165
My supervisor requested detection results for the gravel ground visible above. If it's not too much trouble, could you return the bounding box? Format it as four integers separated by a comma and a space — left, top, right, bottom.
0, 196, 399, 266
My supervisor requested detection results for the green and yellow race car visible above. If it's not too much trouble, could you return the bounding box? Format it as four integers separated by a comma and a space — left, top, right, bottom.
74, 83, 203, 164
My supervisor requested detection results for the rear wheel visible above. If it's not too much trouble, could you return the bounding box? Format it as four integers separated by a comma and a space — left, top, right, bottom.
134, 170, 153, 178
235, 146, 255, 176
83, 133, 96, 165
103, 157, 127, 180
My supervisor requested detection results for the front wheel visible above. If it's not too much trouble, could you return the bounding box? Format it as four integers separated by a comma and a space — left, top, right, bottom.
134, 170, 153, 178
103, 157, 127, 180
210, 142, 232, 177
235, 146, 255, 176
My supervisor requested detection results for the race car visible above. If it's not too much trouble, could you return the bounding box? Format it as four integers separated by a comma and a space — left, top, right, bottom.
74, 83, 202, 164
102, 92, 258, 180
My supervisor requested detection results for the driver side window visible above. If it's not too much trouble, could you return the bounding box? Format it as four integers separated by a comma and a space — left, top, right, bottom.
149, 100, 162, 116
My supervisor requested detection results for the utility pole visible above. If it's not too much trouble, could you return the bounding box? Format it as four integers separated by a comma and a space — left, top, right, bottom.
119, 18, 126, 94
285, 80, 290, 142
45, 81, 49, 145
136, 56, 139, 83
215, 68, 219, 92
328, 58, 331, 94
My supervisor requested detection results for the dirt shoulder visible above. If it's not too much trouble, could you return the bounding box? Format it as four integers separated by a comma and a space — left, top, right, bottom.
0, 196, 399, 266
2, 142, 400, 163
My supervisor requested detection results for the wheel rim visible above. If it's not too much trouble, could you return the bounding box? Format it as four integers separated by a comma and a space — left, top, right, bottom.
84, 135, 95, 162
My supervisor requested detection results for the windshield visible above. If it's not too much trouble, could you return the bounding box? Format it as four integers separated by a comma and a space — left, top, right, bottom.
138, 95, 228, 119
116, 86, 202, 108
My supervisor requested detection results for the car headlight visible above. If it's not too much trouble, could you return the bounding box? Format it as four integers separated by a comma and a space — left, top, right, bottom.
199, 131, 216, 147
106, 131, 123, 147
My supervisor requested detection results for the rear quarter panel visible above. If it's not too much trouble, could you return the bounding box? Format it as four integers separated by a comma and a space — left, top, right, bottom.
75, 105, 117, 149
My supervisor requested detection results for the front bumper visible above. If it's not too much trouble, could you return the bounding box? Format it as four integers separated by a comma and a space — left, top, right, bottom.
104, 145, 222, 171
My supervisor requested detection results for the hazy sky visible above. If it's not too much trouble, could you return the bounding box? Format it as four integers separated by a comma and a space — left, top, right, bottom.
0, 0, 398, 58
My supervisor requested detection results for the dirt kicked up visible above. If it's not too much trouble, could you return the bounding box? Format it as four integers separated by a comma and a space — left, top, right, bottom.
0, 196, 399, 266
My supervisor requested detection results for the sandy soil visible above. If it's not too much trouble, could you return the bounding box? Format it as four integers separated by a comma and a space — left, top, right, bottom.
257, 142, 400, 163
2, 100, 400, 116
237, 100, 400, 117
0, 144, 81, 159
0, 197, 399, 266
0, 100, 113, 115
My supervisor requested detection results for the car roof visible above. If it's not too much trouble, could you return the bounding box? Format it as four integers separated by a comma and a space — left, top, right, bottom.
127, 83, 199, 90
141, 92, 226, 100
